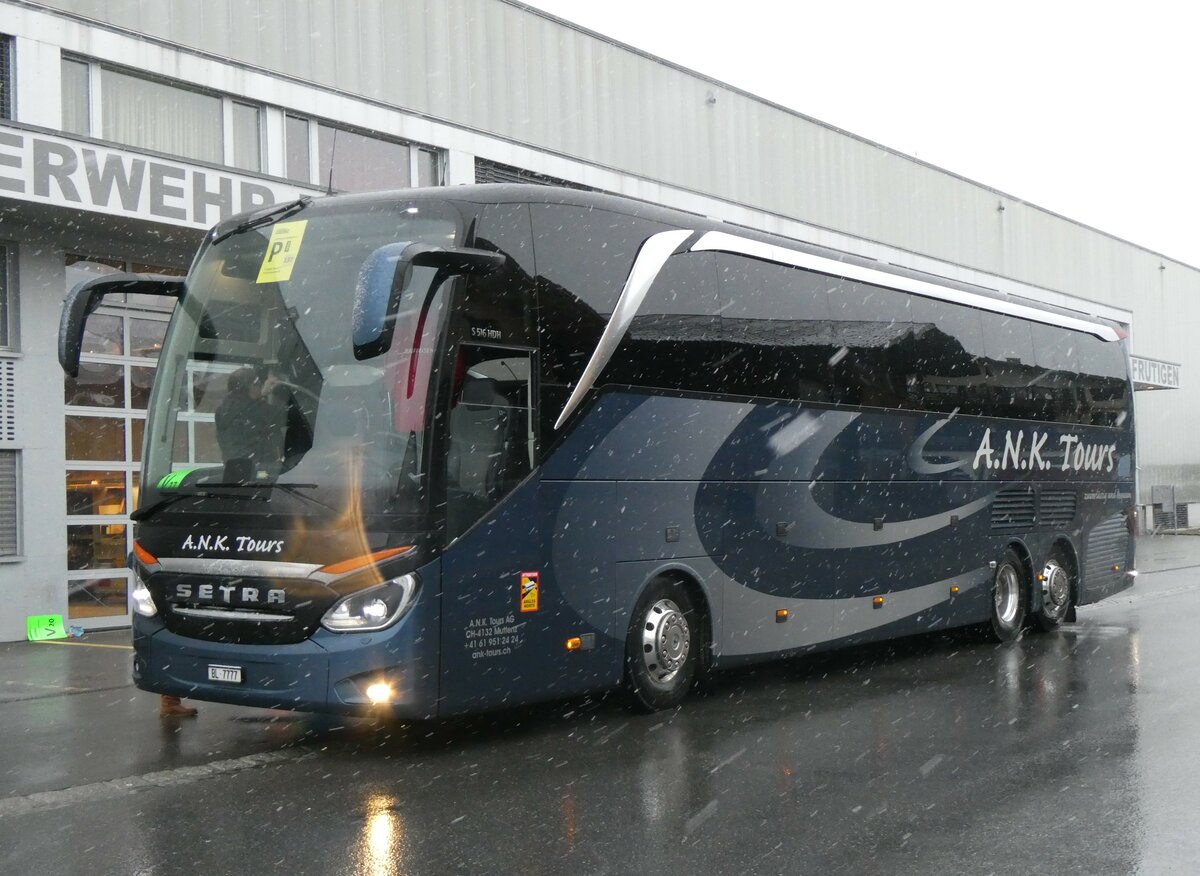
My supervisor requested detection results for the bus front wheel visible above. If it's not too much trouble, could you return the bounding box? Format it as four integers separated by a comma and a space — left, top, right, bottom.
988, 549, 1027, 642
625, 580, 701, 712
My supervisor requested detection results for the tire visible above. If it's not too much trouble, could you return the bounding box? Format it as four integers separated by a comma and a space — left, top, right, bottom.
1032, 549, 1074, 632
988, 548, 1027, 642
624, 579, 702, 712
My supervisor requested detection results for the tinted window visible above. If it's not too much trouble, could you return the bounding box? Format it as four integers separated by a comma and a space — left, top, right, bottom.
1075, 333, 1129, 427
532, 204, 672, 390
979, 311, 1044, 420
825, 280, 914, 409
1031, 322, 1083, 423
906, 295, 987, 415
605, 252, 722, 394
470, 204, 537, 349
717, 256, 835, 402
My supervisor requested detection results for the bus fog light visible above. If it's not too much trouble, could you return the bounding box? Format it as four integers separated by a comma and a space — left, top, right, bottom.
365, 682, 394, 704
322, 574, 418, 632
131, 576, 157, 618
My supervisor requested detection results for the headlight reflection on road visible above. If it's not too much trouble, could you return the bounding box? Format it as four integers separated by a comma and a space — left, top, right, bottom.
352, 793, 406, 876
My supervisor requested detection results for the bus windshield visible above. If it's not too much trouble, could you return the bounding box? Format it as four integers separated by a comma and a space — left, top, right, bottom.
142, 200, 458, 522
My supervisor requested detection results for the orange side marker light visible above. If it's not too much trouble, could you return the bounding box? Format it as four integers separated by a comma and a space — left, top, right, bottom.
133, 541, 158, 566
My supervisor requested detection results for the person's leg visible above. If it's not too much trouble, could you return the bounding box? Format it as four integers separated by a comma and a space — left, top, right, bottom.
159, 695, 198, 717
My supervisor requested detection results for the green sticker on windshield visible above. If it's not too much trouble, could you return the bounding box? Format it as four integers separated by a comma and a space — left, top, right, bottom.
157, 468, 197, 490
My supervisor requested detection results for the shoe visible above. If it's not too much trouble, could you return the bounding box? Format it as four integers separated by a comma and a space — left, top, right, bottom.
159, 696, 198, 718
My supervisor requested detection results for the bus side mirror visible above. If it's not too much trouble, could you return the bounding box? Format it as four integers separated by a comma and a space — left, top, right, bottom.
59, 273, 185, 376
353, 244, 506, 360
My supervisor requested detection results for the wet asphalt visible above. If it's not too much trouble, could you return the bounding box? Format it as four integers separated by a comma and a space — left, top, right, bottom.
2, 536, 1199, 875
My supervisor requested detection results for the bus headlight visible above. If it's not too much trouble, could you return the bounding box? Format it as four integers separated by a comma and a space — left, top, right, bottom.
322, 574, 418, 632
131, 574, 157, 618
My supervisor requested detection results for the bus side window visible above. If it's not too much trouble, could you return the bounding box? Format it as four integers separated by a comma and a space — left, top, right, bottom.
445, 346, 535, 541
980, 311, 1038, 420
826, 279, 912, 409
717, 254, 833, 403
909, 296, 987, 415
1030, 322, 1082, 423
1074, 333, 1129, 427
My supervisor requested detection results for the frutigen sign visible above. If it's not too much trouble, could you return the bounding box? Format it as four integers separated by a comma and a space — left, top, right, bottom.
0, 122, 317, 229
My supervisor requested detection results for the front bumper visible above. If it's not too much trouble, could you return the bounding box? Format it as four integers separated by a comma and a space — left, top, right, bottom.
131, 610, 439, 719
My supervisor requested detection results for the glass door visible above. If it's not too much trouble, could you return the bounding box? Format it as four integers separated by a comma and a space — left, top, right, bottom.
62, 256, 177, 629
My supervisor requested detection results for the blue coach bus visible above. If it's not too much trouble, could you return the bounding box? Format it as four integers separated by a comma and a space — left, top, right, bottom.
59, 186, 1136, 715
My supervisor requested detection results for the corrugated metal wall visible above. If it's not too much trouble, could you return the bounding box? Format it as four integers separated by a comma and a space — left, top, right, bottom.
37, 1, 1191, 300
32, 0, 1200, 500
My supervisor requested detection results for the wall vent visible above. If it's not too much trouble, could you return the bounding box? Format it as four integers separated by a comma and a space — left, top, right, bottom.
0, 359, 13, 443
475, 158, 594, 191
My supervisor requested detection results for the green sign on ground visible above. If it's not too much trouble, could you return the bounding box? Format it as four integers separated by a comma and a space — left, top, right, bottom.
26, 614, 67, 641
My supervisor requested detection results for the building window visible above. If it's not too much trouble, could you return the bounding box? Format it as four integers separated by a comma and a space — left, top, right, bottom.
229, 101, 262, 172
60, 58, 263, 171
0, 243, 13, 350
102, 67, 223, 164
63, 255, 182, 623
285, 115, 442, 192
0, 35, 12, 121
60, 57, 90, 136
285, 113, 311, 182
0, 451, 17, 558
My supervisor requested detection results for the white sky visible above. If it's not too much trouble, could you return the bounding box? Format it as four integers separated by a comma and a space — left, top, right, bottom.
522, 1, 1200, 267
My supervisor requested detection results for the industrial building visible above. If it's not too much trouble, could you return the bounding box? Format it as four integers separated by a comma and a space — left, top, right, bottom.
0, 0, 1188, 640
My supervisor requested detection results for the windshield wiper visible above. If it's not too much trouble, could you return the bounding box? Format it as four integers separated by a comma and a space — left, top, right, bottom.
191, 482, 336, 514
130, 487, 270, 522
212, 196, 312, 245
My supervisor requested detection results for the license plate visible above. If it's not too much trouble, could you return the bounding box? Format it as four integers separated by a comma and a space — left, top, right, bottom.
207, 664, 243, 684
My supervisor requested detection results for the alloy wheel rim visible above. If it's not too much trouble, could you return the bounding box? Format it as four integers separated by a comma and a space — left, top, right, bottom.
994, 565, 1021, 626
641, 598, 690, 684
1042, 562, 1071, 620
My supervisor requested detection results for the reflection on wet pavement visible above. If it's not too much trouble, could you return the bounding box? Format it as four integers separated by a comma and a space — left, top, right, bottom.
1, 536, 1198, 874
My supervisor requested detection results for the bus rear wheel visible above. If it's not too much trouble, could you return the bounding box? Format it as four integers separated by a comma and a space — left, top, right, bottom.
1032, 551, 1074, 632
625, 580, 701, 712
988, 549, 1027, 642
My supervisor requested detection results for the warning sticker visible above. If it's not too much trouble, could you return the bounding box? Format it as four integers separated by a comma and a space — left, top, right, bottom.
256, 220, 308, 284
519, 572, 540, 613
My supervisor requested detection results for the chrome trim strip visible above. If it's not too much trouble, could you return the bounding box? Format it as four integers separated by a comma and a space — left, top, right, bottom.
172, 607, 294, 623
690, 230, 1121, 342
554, 229, 695, 429
156, 558, 323, 578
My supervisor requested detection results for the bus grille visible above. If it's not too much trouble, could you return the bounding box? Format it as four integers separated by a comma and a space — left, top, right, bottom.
1039, 490, 1078, 528
151, 574, 333, 645
991, 488, 1035, 531
1085, 514, 1129, 585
